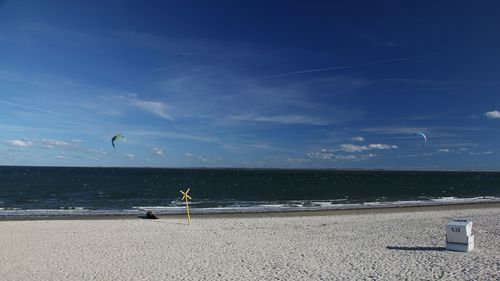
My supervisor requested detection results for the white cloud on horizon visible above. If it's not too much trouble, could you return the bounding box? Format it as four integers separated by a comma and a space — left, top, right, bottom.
307, 147, 378, 161
338, 143, 398, 152
484, 110, 500, 119
152, 147, 164, 156
307, 143, 396, 162
56, 153, 67, 159
5, 139, 32, 147
336, 153, 377, 161
2, 138, 111, 163
307, 150, 377, 161
307, 150, 334, 160
184, 152, 208, 162
123, 153, 135, 160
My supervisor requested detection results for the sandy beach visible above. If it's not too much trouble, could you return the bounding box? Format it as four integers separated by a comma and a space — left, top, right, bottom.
1, 204, 499, 280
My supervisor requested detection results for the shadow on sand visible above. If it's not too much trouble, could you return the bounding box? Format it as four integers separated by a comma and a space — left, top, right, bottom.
386, 246, 446, 252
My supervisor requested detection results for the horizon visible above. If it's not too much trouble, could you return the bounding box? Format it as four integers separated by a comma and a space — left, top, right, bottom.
1, 1, 500, 170
1, 164, 500, 173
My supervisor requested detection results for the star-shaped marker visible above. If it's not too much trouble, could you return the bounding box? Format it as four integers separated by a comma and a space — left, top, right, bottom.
180, 188, 192, 225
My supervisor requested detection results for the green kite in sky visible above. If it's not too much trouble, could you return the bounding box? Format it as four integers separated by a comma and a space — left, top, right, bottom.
111, 133, 124, 148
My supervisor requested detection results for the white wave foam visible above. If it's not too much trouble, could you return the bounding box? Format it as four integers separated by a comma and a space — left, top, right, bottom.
1, 196, 499, 217
258, 204, 285, 208
133, 206, 184, 210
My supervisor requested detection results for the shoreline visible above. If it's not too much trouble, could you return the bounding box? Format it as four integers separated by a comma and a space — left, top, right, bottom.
2, 201, 499, 221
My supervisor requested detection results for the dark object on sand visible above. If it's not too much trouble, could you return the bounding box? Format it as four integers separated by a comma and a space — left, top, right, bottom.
145, 211, 158, 219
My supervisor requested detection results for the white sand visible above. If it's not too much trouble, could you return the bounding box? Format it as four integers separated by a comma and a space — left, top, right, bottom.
1, 207, 499, 280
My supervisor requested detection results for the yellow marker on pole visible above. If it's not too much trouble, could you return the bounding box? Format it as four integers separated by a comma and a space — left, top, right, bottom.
180, 188, 192, 225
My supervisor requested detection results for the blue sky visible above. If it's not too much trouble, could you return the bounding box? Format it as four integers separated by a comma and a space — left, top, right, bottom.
1, 1, 499, 169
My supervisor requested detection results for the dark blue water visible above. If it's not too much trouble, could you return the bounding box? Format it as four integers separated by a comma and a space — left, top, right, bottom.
1, 166, 499, 216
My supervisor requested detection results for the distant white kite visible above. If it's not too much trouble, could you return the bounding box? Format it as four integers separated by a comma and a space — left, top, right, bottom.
413, 132, 427, 146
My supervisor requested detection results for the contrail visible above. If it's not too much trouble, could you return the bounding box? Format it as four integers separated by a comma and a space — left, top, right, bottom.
0, 99, 94, 122
250, 53, 438, 81
0, 99, 71, 117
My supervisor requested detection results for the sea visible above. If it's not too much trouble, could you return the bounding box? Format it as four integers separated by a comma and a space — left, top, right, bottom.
1, 166, 499, 218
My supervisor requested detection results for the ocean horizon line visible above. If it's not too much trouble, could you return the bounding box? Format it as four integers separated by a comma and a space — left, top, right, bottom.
1, 164, 499, 173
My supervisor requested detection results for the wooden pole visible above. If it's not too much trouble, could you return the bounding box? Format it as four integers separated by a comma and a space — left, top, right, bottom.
185, 195, 191, 225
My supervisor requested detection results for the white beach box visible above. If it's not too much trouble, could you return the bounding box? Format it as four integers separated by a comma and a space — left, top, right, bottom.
446, 235, 474, 252
446, 220, 472, 244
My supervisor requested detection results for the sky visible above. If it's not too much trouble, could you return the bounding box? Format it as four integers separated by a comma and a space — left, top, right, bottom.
0, 0, 499, 170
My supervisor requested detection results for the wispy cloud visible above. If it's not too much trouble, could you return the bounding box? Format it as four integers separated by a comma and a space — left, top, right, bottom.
40, 138, 81, 150
0, 68, 80, 89
230, 114, 329, 125
1, 23, 98, 47
444, 148, 469, 154
221, 142, 275, 152
360, 126, 428, 134
349, 136, 364, 142
406, 112, 458, 121
129, 130, 218, 143
397, 154, 418, 158
484, 110, 500, 119
125, 94, 173, 120
469, 151, 493, 156
131, 99, 171, 119
154, 67, 365, 125
112, 30, 217, 56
